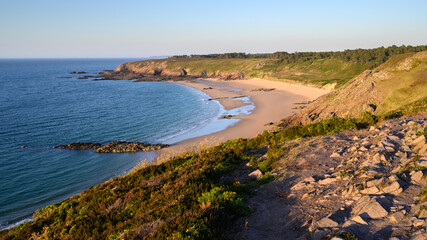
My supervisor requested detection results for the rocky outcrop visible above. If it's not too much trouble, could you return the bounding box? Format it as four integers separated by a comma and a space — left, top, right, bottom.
94, 141, 168, 153
107, 59, 245, 81
55, 142, 102, 150
56, 141, 168, 153
230, 114, 427, 239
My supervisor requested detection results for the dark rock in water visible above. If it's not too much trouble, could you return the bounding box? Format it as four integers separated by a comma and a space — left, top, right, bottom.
55, 142, 102, 150
221, 115, 233, 119
77, 75, 97, 79
94, 141, 169, 153
69, 71, 87, 74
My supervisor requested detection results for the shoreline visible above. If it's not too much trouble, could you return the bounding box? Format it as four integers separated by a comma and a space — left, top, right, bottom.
157, 78, 330, 155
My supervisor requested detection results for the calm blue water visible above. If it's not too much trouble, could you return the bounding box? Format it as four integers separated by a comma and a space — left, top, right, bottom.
0, 59, 230, 229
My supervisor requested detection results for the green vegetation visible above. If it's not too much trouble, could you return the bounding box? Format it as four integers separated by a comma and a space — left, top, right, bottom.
1, 117, 375, 240
128, 45, 427, 88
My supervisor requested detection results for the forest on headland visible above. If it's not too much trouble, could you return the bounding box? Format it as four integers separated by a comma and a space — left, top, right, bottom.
111, 45, 427, 88
172, 45, 427, 68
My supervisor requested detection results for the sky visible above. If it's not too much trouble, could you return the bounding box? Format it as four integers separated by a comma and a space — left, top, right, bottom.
0, 0, 426, 58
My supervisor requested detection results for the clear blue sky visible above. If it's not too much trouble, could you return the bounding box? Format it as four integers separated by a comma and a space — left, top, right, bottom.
1, 0, 426, 58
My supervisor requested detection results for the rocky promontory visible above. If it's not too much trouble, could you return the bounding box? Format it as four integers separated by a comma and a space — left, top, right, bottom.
55, 142, 102, 150
55, 141, 168, 153
94, 141, 168, 153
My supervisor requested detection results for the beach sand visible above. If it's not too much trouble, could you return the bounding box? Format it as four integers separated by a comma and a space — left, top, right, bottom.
158, 78, 330, 155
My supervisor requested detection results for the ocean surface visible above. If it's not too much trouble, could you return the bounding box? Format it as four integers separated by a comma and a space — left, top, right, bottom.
0, 59, 252, 230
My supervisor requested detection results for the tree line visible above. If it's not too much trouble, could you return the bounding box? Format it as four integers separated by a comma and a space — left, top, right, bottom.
172, 45, 427, 67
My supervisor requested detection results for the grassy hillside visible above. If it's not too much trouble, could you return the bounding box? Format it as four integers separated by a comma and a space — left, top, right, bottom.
118, 45, 427, 88
0, 118, 374, 240
124, 57, 372, 88
279, 51, 427, 127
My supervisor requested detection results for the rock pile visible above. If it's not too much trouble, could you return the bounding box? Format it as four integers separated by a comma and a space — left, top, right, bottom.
230, 115, 427, 240
94, 141, 168, 153
56, 141, 168, 153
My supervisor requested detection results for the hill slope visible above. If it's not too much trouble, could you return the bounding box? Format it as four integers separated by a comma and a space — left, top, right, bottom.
279, 51, 427, 127
114, 57, 369, 88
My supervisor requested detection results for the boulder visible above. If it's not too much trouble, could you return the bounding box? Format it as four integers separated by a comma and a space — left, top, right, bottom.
360, 186, 380, 195
382, 181, 401, 194
248, 170, 262, 179
414, 141, 426, 153
351, 215, 368, 225
413, 219, 425, 228
411, 135, 425, 146
389, 210, 406, 223
315, 217, 338, 228
353, 196, 390, 219
411, 171, 424, 183
318, 178, 337, 185
418, 208, 427, 218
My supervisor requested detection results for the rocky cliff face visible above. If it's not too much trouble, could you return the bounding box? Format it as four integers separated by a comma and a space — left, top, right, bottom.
113, 60, 245, 80
279, 51, 427, 128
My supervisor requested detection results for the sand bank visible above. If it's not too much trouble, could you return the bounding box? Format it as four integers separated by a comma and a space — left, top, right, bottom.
159, 78, 330, 155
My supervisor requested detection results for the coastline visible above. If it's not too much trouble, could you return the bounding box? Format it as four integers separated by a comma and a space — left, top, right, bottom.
157, 78, 330, 155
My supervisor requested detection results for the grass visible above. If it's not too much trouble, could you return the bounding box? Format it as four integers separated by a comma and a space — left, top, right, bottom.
128, 57, 373, 88
0, 117, 375, 240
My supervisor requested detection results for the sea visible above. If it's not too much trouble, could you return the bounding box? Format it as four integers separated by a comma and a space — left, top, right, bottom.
0, 58, 253, 230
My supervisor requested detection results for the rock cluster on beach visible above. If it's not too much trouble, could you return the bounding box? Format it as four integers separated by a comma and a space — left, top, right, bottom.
230, 115, 427, 239
55, 141, 168, 153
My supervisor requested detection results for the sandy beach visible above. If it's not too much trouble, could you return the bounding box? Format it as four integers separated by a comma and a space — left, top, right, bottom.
158, 78, 330, 155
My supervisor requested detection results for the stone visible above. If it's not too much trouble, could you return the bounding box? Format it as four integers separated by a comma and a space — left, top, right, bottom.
418, 208, 427, 219
419, 144, 427, 155
385, 146, 395, 153
415, 141, 426, 153
411, 135, 425, 146
304, 176, 316, 182
330, 237, 344, 240
312, 229, 328, 240
351, 215, 368, 225
291, 181, 310, 191
350, 146, 357, 152
411, 171, 424, 183
389, 211, 406, 223
361, 186, 380, 195
353, 197, 389, 219
408, 121, 417, 126
382, 181, 401, 194
330, 152, 341, 158
367, 177, 386, 187
414, 219, 425, 227
418, 160, 427, 168
315, 217, 339, 228
248, 170, 262, 179
318, 178, 337, 185
369, 126, 378, 131
359, 146, 368, 151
